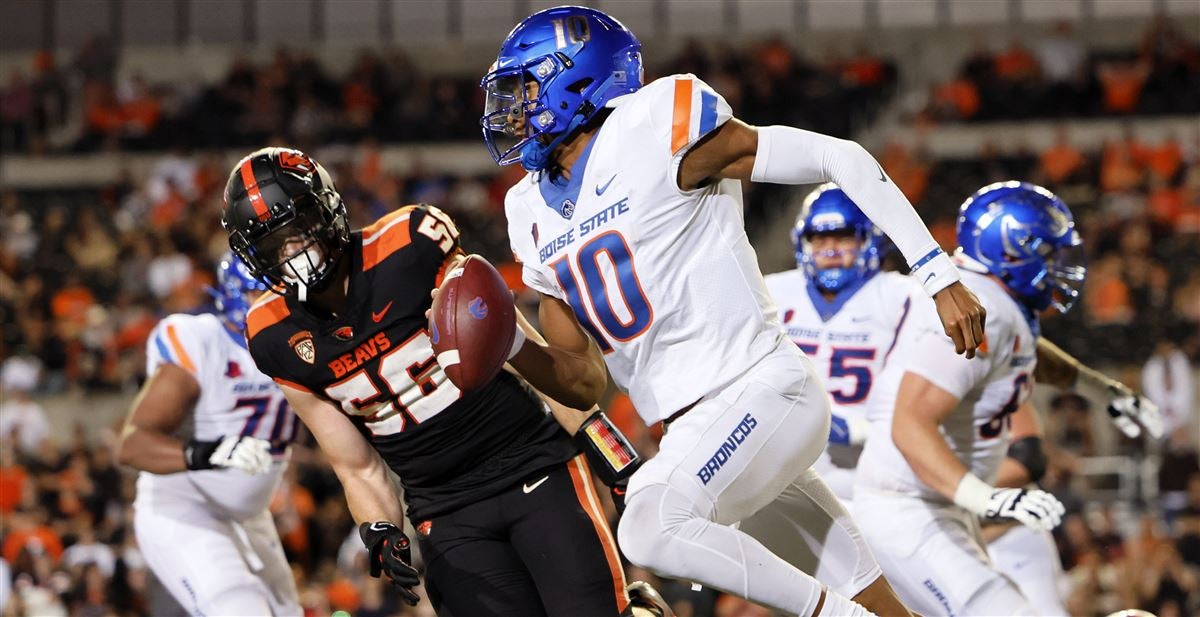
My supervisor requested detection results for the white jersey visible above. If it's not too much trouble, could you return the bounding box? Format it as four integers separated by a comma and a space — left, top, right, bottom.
856, 270, 1038, 502
764, 269, 920, 500
507, 74, 787, 423
134, 313, 296, 520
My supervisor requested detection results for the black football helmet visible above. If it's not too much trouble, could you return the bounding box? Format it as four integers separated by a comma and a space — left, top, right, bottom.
221, 147, 350, 300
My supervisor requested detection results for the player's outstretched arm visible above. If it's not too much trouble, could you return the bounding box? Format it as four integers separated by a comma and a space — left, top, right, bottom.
894, 373, 1063, 531
279, 384, 403, 524
507, 294, 609, 409
281, 384, 419, 604
680, 119, 986, 358
117, 364, 271, 475
1034, 337, 1163, 438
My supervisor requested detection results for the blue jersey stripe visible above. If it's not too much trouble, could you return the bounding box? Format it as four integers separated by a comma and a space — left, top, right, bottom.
153, 333, 175, 365
698, 90, 718, 137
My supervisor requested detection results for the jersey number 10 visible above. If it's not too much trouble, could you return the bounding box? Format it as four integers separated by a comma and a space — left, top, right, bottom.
549, 231, 653, 352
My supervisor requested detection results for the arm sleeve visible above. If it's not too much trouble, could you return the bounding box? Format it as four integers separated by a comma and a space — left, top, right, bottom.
749, 125, 959, 296
145, 315, 208, 379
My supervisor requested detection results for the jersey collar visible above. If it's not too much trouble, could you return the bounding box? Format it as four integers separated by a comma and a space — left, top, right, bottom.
537, 127, 601, 219
804, 271, 875, 323
221, 318, 249, 350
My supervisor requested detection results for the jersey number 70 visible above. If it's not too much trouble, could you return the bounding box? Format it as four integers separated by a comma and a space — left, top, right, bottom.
549, 231, 653, 352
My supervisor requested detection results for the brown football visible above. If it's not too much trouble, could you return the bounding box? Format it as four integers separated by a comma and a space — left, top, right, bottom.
429, 254, 516, 391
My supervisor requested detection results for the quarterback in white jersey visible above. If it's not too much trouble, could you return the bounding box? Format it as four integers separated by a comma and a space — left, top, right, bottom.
482, 7, 988, 616
118, 254, 299, 616
763, 184, 920, 502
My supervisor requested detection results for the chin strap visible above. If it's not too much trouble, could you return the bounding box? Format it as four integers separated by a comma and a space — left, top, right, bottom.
520, 113, 588, 172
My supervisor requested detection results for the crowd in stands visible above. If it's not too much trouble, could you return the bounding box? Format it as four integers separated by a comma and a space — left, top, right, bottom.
925, 15, 1200, 123
0, 33, 895, 156
0, 19, 1197, 617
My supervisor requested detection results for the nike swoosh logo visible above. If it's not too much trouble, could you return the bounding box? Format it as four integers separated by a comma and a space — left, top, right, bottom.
876, 161, 887, 182
595, 174, 617, 196
924, 273, 935, 284
372, 301, 393, 323
523, 476, 549, 493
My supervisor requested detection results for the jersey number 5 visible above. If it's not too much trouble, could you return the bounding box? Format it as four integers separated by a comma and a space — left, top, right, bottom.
797, 344, 876, 404
549, 231, 653, 352
324, 332, 462, 435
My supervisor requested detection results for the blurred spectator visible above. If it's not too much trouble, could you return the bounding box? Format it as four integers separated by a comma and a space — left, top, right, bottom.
1, 70, 35, 152
994, 39, 1040, 82
1038, 21, 1086, 85
1040, 126, 1087, 184
0, 557, 9, 614
1084, 256, 1134, 325
1099, 59, 1152, 115
1142, 340, 1196, 443
0, 356, 49, 457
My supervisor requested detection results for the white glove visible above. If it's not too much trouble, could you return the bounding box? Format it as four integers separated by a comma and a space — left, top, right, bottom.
1106, 387, 1163, 439
954, 474, 1064, 531
186, 435, 273, 475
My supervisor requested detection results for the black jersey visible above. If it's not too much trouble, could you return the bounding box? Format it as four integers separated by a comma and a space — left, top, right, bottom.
245, 204, 576, 521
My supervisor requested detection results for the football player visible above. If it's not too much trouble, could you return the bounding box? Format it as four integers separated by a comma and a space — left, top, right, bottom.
481, 6, 988, 616
853, 181, 1085, 615
762, 184, 914, 505
118, 253, 300, 616
221, 147, 656, 616
769, 184, 1162, 615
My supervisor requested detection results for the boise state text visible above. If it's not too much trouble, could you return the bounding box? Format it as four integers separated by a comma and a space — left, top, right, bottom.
697, 413, 759, 485
539, 198, 631, 263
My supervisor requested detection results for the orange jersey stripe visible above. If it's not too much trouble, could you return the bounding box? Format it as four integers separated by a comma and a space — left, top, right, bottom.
165, 324, 197, 374
273, 377, 312, 393
246, 294, 290, 340
361, 206, 417, 271
239, 158, 270, 222
670, 78, 693, 154
566, 456, 629, 610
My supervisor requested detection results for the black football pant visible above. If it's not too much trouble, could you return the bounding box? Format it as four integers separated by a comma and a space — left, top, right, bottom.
415, 456, 628, 616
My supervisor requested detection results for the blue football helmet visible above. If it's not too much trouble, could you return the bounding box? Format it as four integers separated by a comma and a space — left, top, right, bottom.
956, 181, 1086, 313
481, 5, 643, 171
211, 252, 270, 332
792, 184, 884, 293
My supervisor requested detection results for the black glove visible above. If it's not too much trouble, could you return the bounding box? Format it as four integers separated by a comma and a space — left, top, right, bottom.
572, 411, 641, 515
184, 435, 272, 474
359, 522, 420, 605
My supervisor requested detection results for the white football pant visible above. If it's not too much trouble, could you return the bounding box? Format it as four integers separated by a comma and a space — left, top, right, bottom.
987, 524, 1069, 616
135, 503, 300, 616
618, 346, 881, 616
853, 490, 1035, 616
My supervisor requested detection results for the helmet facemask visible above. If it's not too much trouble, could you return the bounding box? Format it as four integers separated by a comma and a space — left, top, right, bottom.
230, 189, 348, 302
799, 228, 878, 294
1027, 234, 1086, 313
